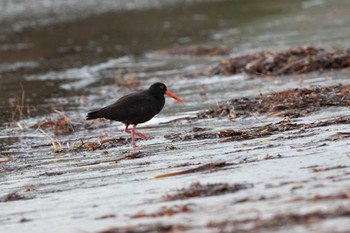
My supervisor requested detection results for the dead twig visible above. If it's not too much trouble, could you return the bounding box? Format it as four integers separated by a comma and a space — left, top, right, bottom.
153, 162, 228, 179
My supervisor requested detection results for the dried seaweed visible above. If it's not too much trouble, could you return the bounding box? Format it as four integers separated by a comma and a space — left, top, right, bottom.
153, 162, 228, 179
0, 155, 14, 164
159, 45, 231, 57
163, 182, 253, 201
166, 116, 350, 142
208, 46, 350, 76
78, 151, 142, 167
31, 116, 75, 135
39, 171, 65, 176
312, 165, 348, 173
84, 137, 128, 151
99, 224, 186, 233
130, 204, 192, 218
206, 207, 350, 232
19, 218, 32, 223
197, 84, 350, 119
0, 191, 33, 202
94, 214, 117, 220
289, 192, 350, 203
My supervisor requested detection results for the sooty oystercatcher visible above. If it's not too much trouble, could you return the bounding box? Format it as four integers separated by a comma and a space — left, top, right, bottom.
86, 82, 185, 150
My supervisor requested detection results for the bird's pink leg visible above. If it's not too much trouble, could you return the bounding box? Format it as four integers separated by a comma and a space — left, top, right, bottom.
124, 124, 136, 149
131, 124, 137, 150
124, 124, 131, 134
132, 125, 149, 140
124, 124, 149, 150
125, 124, 149, 140
124, 124, 137, 149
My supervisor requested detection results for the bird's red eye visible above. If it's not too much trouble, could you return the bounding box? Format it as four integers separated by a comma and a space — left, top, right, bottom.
160, 85, 165, 89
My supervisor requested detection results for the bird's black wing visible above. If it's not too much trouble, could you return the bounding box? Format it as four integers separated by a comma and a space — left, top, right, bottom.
94, 92, 159, 124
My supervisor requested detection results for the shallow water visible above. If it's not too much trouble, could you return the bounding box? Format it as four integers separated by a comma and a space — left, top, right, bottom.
1, 0, 350, 232
3, 0, 347, 124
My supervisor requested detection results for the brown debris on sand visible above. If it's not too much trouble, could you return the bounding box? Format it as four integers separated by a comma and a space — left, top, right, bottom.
218, 116, 350, 142
31, 115, 75, 135
166, 116, 350, 143
197, 84, 350, 119
0, 155, 15, 164
159, 45, 231, 57
0, 191, 33, 202
162, 182, 253, 201
206, 207, 350, 232
84, 137, 128, 151
99, 224, 187, 233
208, 46, 350, 76
78, 151, 142, 167
153, 162, 228, 179
130, 204, 193, 219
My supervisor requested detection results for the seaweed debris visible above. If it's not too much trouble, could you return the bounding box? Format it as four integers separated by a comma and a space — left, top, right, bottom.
162, 182, 253, 201
153, 162, 228, 179
94, 214, 117, 220
83, 137, 128, 151
99, 224, 187, 233
208, 46, 350, 76
78, 151, 142, 167
31, 115, 75, 135
0, 191, 33, 202
166, 116, 350, 142
197, 84, 350, 119
130, 204, 193, 218
159, 45, 231, 57
206, 207, 350, 232
0, 154, 14, 163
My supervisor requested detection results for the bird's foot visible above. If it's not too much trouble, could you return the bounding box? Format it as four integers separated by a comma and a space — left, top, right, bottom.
132, 143, 145, 151
135, 132, 150, 140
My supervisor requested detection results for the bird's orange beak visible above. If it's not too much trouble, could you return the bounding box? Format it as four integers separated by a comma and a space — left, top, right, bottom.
166, 90, 185, 104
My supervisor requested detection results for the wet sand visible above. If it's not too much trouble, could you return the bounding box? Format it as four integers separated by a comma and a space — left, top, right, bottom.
1, 0, 350, 232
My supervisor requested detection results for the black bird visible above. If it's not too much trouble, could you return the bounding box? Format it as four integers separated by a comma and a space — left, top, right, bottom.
86, 82, 185, 149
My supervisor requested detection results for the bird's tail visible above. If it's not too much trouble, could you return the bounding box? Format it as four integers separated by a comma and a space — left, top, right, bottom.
86, 110, 100, 120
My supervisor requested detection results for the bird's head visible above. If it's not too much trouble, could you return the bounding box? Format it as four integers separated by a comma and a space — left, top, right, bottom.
149, 82, 185, 103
